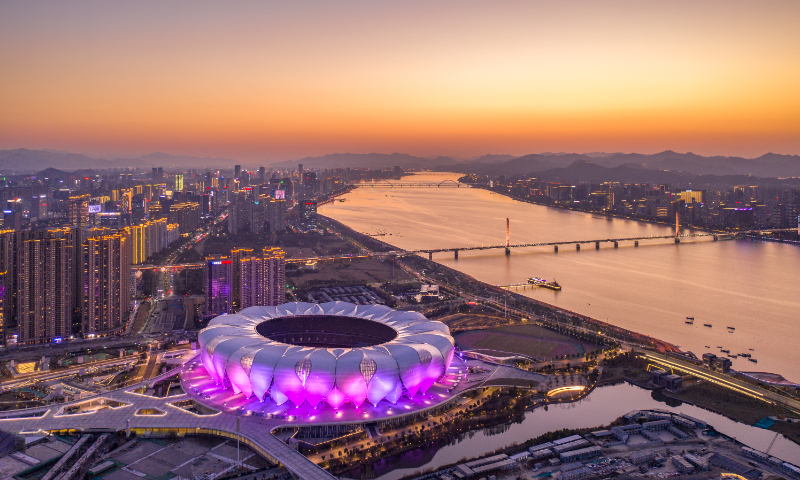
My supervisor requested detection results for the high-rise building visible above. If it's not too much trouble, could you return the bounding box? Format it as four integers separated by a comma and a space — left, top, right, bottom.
677, 190, 703, 204
234, 165, 242, 181
169, 202, 200, 233
2, 210, 21, 231
131, 224, 146, 264
230, 248, 253, 312
300, 200, 318, 229
258, 166, 266, 183
175, 174, 184, 192
152, 167, 164, 182
205, 255, 233, 316
165, 223, 180, 246
81, 229, 130, 336
0, 230, 15, 346
17, 228, 75, 344
31, 194, 48, 219
69, 194, 90, 228
129, 218, 168, 264
240, 247, 285, 309
266, 198, 287, 233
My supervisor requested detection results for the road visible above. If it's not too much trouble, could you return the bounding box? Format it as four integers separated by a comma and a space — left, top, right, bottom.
641, 351, 800, 415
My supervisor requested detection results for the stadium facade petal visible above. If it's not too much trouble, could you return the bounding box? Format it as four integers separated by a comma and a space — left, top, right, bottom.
197, 302, 455, 408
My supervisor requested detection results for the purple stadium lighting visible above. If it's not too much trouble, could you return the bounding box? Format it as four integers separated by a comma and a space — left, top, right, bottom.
197, 302, 455, 408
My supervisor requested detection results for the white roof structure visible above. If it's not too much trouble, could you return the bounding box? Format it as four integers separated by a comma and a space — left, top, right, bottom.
198, 302, 455, 408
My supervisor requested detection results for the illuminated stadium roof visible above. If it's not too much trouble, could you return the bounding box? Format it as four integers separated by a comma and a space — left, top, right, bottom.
197, 302, 455, 408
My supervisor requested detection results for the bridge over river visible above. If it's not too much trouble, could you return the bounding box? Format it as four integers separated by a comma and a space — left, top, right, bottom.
133, 229, 793, 270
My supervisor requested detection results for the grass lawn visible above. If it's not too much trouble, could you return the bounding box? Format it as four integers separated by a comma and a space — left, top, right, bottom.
455, 324, 598, 359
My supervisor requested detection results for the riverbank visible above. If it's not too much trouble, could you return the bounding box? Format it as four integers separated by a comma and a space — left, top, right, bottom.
601, 352, 800, 445
663, 382, 800, 445
466, 181, 720, 234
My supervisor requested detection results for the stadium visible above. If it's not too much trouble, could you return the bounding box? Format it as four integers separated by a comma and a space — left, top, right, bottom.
196, 302, 456, 409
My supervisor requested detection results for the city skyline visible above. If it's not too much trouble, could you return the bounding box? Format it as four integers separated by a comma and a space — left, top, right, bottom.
2, 1, 800, 160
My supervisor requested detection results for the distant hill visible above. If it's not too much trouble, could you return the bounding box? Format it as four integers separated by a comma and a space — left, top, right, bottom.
443, 151, 800, 178
521, 160, 799, 187
270, 152, 460, 170
3, 148, 799, 178
129, 152, 238, 168
470, 154, 515, 163
0, 149, 240, 173
0, 149, 110, 173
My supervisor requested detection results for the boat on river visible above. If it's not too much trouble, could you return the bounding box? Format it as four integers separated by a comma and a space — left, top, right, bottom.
528, 277, 562, 291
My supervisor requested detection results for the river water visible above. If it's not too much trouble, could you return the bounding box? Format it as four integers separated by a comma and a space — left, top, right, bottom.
344, 383, 800, 480
320, 173, 800, 383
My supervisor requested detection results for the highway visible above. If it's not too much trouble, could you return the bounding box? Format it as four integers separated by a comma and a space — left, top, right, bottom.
640, 351, 800, 415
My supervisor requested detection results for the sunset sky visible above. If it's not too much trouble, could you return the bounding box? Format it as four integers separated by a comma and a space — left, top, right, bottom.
2, 0, 799, 161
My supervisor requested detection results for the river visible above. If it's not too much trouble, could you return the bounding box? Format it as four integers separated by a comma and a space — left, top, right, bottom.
319, 172, 800, 383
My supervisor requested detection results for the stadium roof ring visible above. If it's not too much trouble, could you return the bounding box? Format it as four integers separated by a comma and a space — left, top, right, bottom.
197, 302, 456, 409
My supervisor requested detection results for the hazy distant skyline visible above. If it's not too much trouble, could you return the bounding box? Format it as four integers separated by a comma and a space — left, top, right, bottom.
2, 1, 799, 161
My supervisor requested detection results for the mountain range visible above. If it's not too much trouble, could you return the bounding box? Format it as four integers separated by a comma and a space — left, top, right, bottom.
439, 151, 800, 179
1, 148, 799, 179
0, 149, 239, 173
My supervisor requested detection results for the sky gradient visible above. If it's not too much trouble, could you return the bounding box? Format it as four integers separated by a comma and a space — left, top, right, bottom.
2, 0, 799, 161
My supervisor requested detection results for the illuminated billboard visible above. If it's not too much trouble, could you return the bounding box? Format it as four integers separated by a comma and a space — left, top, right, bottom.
88, 204, 102, 213
274, 189, 285, 200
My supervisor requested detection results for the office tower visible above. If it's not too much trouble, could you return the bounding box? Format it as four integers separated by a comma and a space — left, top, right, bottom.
279, 177, 294, 200
266, 198, 287, 233
302, 172, 317, 196
240, 247, 286, 309
2, 210, 21, 231
151, 167, 164, 182
201, 193, 212, 215
234, 165, 242, 180
258, 166, 266, 183
300, 200, 318, 229
17, 228, 75, 344
298, 163, 303, 181
81, 229, 131, 336
205, 255, 233, 316
394, 165, 403, 178
31, 194, 48, 219
175, 174, 184, 192
69, 194, 90, 228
